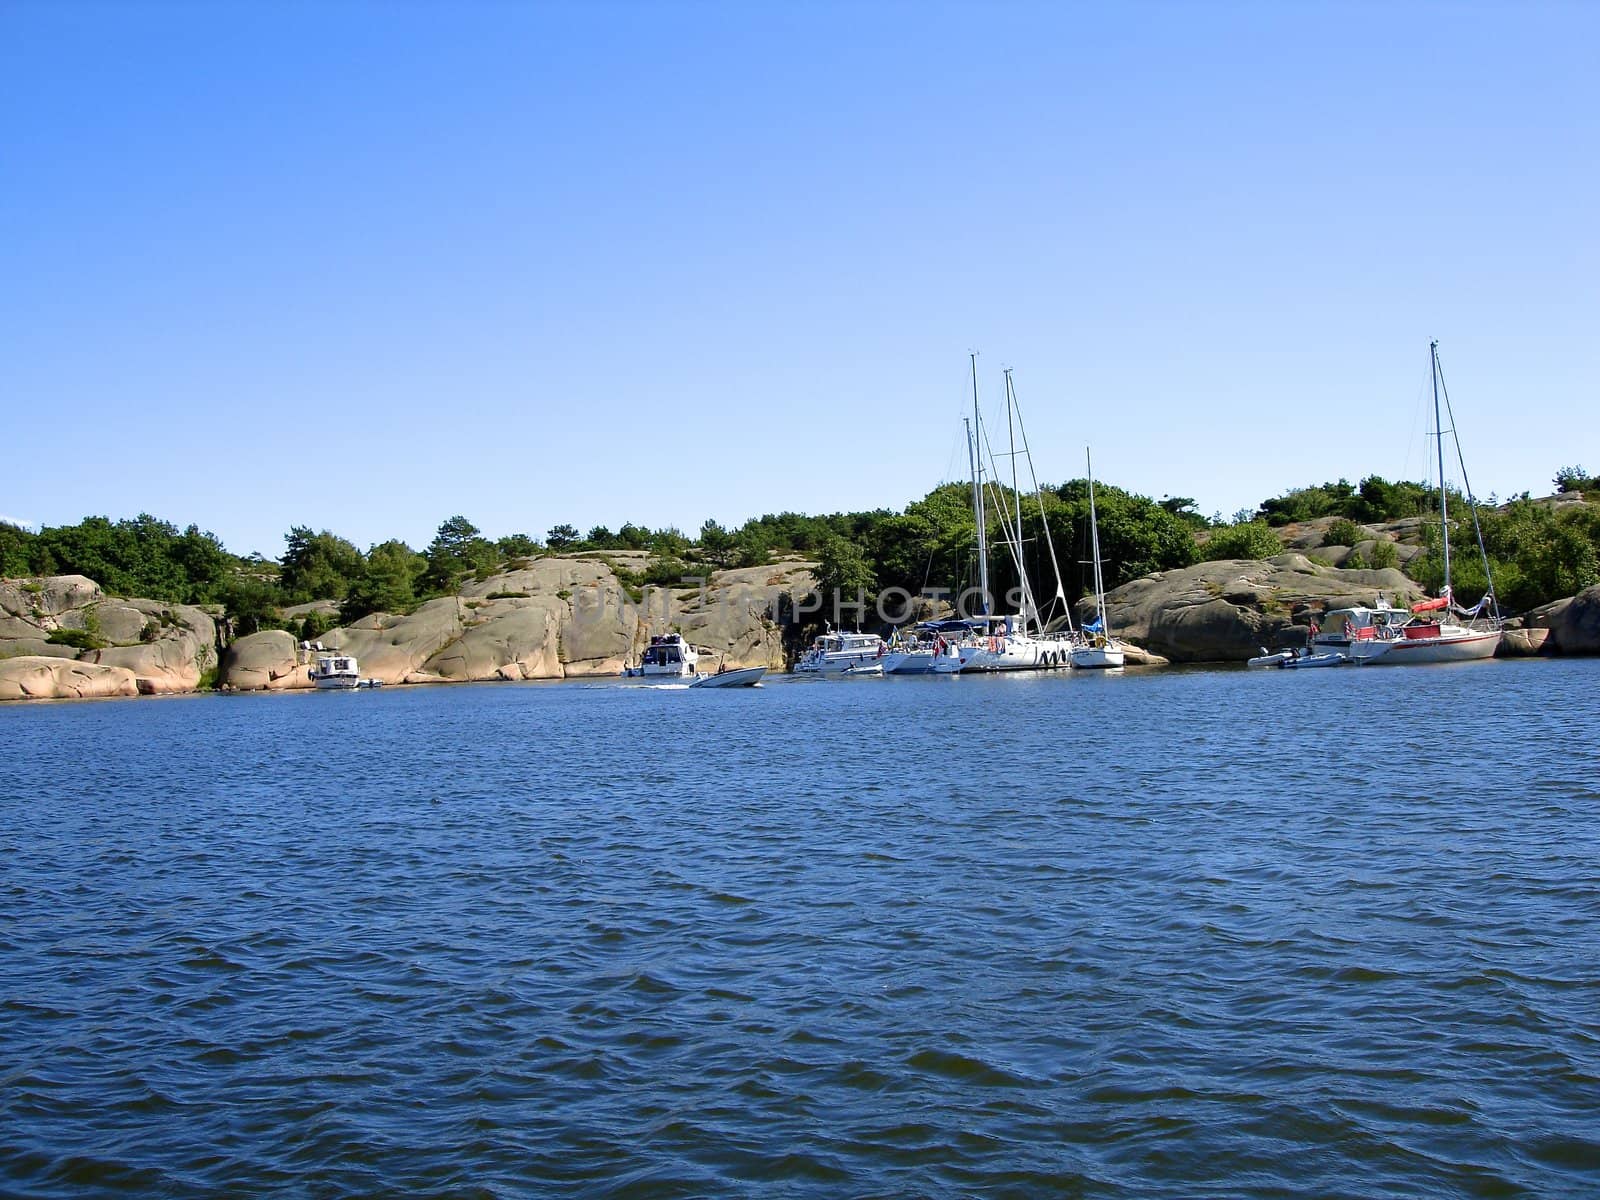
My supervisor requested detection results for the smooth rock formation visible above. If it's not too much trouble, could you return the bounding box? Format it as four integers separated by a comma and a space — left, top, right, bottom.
321, 597, 466, 684
0, 656, 139, 700
0, 577, 218, 696
1546, 585, 1600, 655
212, 556, 817, 689
1097, 555, 1423, 663
220, 629, 311, 691
1499, 627, 1549, 656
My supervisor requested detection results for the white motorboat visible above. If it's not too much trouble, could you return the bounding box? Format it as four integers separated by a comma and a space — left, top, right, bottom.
1069, 446, 1125, 670
309, 651, 360, 689
690, 665, 767, 688
794, 630, 886, 674
625, 633, 700, 677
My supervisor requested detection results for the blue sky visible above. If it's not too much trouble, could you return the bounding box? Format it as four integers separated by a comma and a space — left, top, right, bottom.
3, 1, 1595, 557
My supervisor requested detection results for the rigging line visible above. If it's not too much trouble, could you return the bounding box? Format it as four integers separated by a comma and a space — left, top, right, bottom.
1008, 374, 1073, 627
976, 411, 1038, 622
1433, 350, 1499, 614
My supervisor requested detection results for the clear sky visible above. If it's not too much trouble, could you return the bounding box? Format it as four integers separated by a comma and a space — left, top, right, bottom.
4, 1, 1595, 557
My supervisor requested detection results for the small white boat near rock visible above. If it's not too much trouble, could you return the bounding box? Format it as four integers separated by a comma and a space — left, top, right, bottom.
309, 649, 361, 689
689, 665, 767, 689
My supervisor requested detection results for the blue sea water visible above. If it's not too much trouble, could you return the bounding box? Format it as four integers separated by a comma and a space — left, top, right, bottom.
2, 660, 1598, 1198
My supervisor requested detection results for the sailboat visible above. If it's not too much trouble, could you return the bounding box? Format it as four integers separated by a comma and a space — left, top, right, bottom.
1069, 447, 1125, 669
936, 360, 1075, 673
1345, 341, 1500, 665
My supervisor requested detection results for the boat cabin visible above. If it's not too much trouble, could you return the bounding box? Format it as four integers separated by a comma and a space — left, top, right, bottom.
639, 633, 691, 668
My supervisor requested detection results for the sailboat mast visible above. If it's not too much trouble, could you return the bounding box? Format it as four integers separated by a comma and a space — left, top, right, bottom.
969, 354, 990, 613
1431, 339, 1452, 597
1005, 368, 1028, 629
1087, 447, 1108, 632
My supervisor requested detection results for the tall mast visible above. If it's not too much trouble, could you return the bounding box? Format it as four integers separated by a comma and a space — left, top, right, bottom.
1004, 368, 1027, 628
967, 354, 989, 614
1087, 446, 1109, 634
1431, 339, 1452, 597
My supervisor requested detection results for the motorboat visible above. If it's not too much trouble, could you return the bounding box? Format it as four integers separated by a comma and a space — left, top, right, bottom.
309, 651, 360, 689
794, 630, 886, 674
625, 633, 700, 677
690, 665, 766, 688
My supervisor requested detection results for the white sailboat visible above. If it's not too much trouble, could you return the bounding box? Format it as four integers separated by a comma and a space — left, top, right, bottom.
1069, 447, 1125, 670
942, 361, 1076, 673
1349, 340, 1500, 665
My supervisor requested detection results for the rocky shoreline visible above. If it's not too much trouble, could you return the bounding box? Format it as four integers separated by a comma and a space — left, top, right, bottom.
3, 554, 1598, 702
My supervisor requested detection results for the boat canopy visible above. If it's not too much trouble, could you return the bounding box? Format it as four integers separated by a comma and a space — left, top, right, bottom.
916, 619, 983, 633
1411, 595, 1450, 613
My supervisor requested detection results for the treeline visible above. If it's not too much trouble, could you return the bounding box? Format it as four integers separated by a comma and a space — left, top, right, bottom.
3, 465, 1596, 633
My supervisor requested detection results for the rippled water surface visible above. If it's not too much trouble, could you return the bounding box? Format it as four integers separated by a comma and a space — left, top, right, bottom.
4, 660, 1599, 1197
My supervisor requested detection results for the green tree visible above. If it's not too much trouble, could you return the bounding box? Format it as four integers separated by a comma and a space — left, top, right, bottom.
496, 532, 541, 558
816, 534, 875, 599
1202, 520, 1283, 561
280, 526, 364, 602
546, 524, 580, 550
1555, 465, 1595, 494
219, 575, 282, 638
616, 522, 651, 550
343, 540, 425, 621
423, 516, 496, 592
698, 519, 735, 568
733, 525, 772, 569
0, 521, 41, 577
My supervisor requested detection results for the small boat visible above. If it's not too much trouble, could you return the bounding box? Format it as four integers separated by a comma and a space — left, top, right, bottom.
842, 662, 883, 676
689, 665, 767, 688
794, 629, 886, 674
1247, 648, 1296, 668
624, 633, 700, 678
1280, 649, 1347, 669
309, 651, 360, 689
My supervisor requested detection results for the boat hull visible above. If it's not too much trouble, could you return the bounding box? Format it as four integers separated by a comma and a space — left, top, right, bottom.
795, 653, 883, 674
1357, 629, 1500, 665
1280, 651, 1347, 669
881, 650, 937, 674
1070, 645, 1124, 670
690, 666, 766, 688
312, 676, 360, 689
955, 638, 1074, 673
